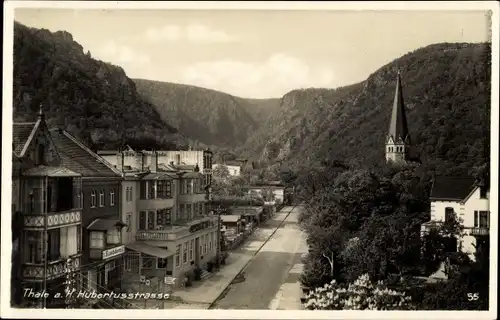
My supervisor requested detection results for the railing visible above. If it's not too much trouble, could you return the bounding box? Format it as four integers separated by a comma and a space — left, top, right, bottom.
136, 231, 178, 241
22, 255, 81, 280
470, 227, 489, 236
23, 209, 82, 229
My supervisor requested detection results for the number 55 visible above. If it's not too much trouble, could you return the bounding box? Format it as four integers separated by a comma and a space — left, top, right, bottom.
467, 293, 479, 301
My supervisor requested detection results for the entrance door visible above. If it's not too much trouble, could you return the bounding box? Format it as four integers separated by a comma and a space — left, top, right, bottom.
195, 237, 200, 265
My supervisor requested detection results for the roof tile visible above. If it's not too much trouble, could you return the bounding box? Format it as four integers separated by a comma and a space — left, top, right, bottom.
12, 122, 37, 155
430, 176, 476, 200
49, 128, 121, 178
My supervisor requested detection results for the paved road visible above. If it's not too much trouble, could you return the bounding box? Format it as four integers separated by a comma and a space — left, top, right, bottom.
211, 205, 308, 310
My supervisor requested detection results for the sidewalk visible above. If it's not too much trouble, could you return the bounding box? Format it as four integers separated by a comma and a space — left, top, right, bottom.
163, 209, 293, 309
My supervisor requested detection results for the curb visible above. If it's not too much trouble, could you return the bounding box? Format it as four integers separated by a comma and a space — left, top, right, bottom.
208, 205, 298, 309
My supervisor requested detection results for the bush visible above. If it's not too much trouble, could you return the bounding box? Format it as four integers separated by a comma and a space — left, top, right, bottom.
304, 273, 415, 310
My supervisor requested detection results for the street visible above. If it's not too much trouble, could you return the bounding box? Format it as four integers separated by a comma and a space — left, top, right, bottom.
210, 205, 308, 309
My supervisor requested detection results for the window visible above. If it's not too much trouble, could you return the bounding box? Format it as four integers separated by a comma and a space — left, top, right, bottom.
157, 258, 167, 269
156, 209, 165, 228
187, 204, 192, 220
183, 242, 188, 264
99, 190, 105, 207
139, 182, 147, 199
194, 203, 199, 217
179, 204, 185, 220
175, 245, 181, 267
77, 227, 82, 252
125, 213, 132, 233
139, 211, 146, 230
204, 235, 208, 254
480, 187, 487, 199
90, 231, 104, 249
189, 240, 194, 261
186, 180, 192, 194
176, 154, 181, 165
126, 187, 133, 202
142, 254, 153, 269
475, 210, 489, 228
148, 181, 156, 199
24, 231, 43, 263
90, 191, 96, 208
157, 180, 172, 199
47, 229, 61, 261
444, 207, 454, 223
209, 233, 213, 251
147, 211, 155, 230
107, 229, 120, 245
110, 189, 115, 206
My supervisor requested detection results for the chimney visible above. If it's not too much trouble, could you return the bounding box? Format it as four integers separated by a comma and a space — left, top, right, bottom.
38, 103, 45, 121
116, 152, 124, 171
151, 150, 158, 173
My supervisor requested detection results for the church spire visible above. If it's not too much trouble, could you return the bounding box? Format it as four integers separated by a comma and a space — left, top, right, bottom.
385, 70, 411, 164
388, 70, 409, 144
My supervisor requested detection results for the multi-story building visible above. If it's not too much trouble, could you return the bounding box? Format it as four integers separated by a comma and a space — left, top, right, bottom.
421, 176, 490, 261
49, 126, 125, 295
247, 181, 285, 204
212, 160, 244, 177
11, 107, 83, 308
101, 150, 218, 288
98, 147, 213, 200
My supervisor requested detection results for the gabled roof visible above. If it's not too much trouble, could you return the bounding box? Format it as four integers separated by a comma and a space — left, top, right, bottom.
23, 166, 81, 177
49, 128, 122, 177
430, 176, 476, 201
12, 122, 38, 156
387, 71, 410, 144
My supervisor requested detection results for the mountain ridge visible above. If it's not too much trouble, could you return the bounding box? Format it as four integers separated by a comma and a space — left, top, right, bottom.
133, 78, 281, 149
13, 21, 187, 151
240, 42, 491, 177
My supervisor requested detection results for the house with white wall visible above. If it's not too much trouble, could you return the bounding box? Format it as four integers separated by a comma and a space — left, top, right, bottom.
421, 176, 490, 261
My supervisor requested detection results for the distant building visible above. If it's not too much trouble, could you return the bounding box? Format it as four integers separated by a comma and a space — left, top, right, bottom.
247, 182, 285, 203
421, 176, 490, 261
212, 160, 244, 177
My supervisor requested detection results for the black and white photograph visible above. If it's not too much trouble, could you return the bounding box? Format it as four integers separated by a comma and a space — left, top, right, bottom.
1, 1, 498, 319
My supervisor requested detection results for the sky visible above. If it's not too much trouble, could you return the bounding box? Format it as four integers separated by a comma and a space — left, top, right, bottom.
14, 8, 491, 99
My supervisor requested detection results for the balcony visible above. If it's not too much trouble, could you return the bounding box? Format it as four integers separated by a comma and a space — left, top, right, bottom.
136, 216, 218, 241
470, 227, 489, 236
22, 255, 81, 280
23, 209, 82, 229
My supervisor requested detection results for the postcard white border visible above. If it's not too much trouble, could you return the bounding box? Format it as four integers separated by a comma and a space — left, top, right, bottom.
2, 1, 499, 319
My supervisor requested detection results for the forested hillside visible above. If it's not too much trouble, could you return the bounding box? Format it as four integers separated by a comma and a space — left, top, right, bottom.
13, 21, 186, 151
133, 79, 280, 148
242, 42, 491, 177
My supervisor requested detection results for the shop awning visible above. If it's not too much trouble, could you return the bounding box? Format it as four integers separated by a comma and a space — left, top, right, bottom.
23, 166, 81, 177
126, 242, 175, 258
87, 218, 127, 231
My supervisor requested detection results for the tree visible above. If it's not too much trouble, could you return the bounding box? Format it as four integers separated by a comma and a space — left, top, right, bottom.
304, 274, 415, 310
213, 164, 231, 180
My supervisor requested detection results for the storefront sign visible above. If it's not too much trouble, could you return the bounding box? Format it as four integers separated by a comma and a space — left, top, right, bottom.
102, 245, 125, 260
189, 221, 212, 233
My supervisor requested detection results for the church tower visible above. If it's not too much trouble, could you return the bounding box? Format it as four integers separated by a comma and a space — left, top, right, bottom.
386, 70, 410, 164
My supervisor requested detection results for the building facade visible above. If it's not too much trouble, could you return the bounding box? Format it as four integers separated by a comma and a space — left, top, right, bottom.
11, 107, 83, 308
49, 126, 125, 296
102, 150, 218, 288
212, 161, 243, 177
421, 176, 490, 261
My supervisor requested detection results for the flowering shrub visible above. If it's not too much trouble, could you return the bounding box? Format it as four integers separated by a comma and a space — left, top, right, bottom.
304, 273, 414, 310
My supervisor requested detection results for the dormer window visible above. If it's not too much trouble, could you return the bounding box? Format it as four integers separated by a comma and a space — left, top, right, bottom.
480, 187, 487, 199
37, 144, 45, 165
